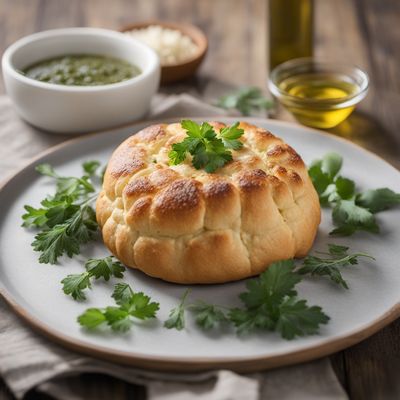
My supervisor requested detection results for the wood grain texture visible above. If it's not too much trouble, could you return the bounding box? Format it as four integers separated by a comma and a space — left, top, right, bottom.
0, 0, 399, 399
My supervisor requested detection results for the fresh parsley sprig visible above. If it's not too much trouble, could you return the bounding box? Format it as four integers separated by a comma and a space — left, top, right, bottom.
298, 244, 375, 289
229, 260, 329, 339
164, 289, 229, 331
164, 289, 190, 331
217, 87, 274, 116
22, 161, 102, 264
164, 260, 329, 340
168, 120, 244, 173
78, 283, 160, 332
308, 153, 400, 236
61, 256, 125, 300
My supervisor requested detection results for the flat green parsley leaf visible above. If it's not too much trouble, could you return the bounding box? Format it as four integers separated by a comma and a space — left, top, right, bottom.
219, 122, 244, 150
62, 256, 125, 300
24, 162, 102, 264
217, 87, 274, 116
276, 298, 330, 340
229, 306, 274, 335
164, 289, 190, 331
85, 256, 125, 281
22, 205, 48, 228
229, 260, 329, 338
122, 292, 160, 320
77, 308, 106, 329
32, 204, 98, 264
83, 160, 101, 176
356, 188, 400, 213
78, 284, 159, 332
190, 301, 228, 330
104, 307, 132, 332
112, 283, 134, 305
61, 272, 91, 300
168, 120, 243, 173
239, 260, 300, 309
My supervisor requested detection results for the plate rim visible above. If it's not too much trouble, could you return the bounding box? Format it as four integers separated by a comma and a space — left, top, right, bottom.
1, 116, 399, 372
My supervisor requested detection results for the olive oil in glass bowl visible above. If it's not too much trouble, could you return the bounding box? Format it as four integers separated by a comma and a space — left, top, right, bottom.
268, 58, 369, 128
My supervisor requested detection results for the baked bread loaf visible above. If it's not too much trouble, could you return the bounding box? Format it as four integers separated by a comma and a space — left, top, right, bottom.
96, 121, 320, 284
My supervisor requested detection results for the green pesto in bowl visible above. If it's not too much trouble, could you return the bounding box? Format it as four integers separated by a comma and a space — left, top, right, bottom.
20, 54, 141, 86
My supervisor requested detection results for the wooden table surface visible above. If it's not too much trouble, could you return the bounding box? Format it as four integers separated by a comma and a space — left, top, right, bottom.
0, 0, 399, 399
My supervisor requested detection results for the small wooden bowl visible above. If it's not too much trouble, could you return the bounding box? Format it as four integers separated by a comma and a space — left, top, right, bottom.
120, 21, 208, 84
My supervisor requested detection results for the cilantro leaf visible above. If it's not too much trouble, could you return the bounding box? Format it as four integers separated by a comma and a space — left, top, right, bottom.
164, 289, 190, 331
308, 164, 332, 203
308, 153, 399, 237
168, 120, 244, 173
331, 199, 379, 235
320, 153, 342, 179
298, 244, 375, 289
217, 87, 274, 116
356, 188, 400, 213
335, 176, 355, 200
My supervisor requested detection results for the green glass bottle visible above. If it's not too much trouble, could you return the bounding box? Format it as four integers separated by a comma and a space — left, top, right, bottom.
269, 0, 314, 69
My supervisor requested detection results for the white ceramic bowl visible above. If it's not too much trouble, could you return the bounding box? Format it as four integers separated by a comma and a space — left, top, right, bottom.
2, 28, 160, 134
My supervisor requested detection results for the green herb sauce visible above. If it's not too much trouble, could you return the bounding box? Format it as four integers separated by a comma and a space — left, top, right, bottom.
22, 55, 141, 86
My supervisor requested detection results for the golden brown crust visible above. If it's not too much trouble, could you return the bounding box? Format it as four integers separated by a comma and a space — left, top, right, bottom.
96, 121, 321, 284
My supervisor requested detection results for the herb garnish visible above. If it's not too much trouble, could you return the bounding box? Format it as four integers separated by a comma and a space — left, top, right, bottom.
299, 244, 375, 289
164, 289, 190, 331
217, 87, 274, 116
78, 283, 160, 332
22, 162, 101, 264
165, 260, 330, 340
309, 153, 400, 235
62, 256, 125, 300
168, 120, 244, 173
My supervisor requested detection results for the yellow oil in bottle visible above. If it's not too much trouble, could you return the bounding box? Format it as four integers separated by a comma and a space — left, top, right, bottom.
278, 73, 360, 128
269, 0, 314, 69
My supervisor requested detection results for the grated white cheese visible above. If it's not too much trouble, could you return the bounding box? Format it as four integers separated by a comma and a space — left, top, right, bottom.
124, 25, 198, 66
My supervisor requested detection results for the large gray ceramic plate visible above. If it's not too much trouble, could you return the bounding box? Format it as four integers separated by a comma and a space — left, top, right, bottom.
0, 118, 399, 372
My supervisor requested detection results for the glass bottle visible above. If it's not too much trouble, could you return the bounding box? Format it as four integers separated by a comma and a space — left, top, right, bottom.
269, 0, 314, 70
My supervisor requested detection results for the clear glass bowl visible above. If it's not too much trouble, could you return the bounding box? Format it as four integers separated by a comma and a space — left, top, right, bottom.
268, 58, 369, 129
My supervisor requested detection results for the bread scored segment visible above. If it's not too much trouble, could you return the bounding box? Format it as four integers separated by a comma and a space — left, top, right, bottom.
96, 121, 321, 284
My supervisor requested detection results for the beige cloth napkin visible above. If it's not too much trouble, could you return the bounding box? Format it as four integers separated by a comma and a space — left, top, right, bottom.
0, 94, 347, 400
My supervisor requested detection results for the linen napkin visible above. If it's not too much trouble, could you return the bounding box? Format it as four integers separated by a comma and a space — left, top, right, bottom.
0, 94, 347, 400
